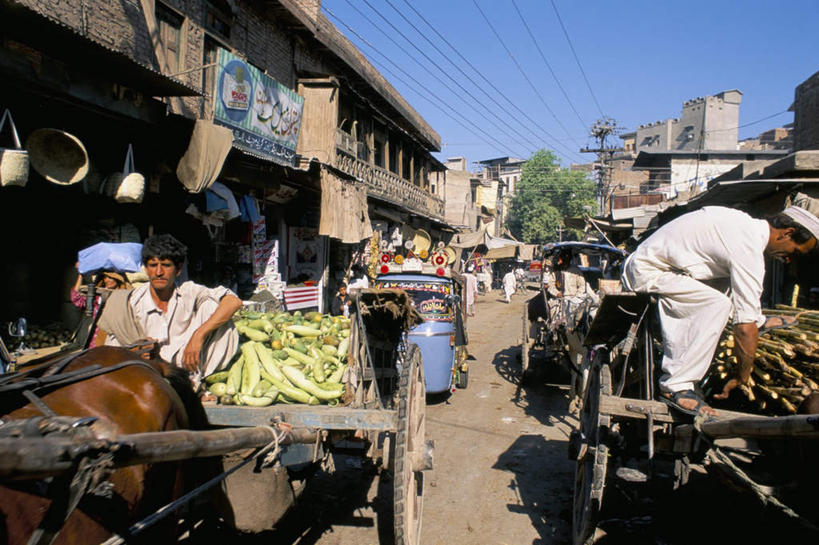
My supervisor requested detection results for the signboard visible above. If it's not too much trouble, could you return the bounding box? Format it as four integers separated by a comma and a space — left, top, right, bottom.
213, 48, 304, 166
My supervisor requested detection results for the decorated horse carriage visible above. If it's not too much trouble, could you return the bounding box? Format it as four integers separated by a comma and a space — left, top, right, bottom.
0, 288, 431, 545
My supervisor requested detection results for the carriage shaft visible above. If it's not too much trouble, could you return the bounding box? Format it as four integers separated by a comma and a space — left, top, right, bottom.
0, 426, 317, 480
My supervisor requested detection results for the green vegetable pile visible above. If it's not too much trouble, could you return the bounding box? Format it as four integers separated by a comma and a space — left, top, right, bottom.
205, 310, 351, 407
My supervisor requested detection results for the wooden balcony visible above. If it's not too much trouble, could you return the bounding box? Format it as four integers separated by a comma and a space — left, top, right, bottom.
334, 142, 445, 222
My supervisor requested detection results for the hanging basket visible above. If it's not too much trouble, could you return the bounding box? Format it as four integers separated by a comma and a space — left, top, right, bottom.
0, 109, 29, 187
114, 144, 145, 203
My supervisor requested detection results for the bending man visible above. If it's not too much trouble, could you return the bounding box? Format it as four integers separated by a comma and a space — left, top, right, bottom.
622, 204, 818, 417
103, 234, 241, 387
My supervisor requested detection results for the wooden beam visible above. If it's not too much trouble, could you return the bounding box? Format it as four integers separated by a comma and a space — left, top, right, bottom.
0, 426, 317, 480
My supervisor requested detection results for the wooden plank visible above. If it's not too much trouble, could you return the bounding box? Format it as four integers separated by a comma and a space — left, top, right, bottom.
698, 413, 819, 440
601, 395, 767, 424
205, 405, 397, 431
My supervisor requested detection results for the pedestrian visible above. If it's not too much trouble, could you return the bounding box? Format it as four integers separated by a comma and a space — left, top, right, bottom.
331, 283, 351, 317
502, 267, 517, 303
622, 203, 819, 417
463, 266, 479, 316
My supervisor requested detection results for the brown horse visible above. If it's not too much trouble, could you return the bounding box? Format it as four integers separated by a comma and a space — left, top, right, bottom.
0, 346, 209, 545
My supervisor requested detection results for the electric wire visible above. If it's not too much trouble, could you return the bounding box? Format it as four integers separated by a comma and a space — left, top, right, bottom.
706, 110, 790, 132
323, 6, 521, 157
397, 0, 587, 163
473, 0, 582, 151
354, 0, 542, 160
511, 0, 587, 130
549, 0, 606, 118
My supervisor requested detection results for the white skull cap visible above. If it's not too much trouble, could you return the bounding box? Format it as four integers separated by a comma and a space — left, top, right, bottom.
782, 205, 819, 241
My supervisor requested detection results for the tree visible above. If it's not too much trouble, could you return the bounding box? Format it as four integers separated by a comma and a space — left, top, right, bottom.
505, 149, 596, 244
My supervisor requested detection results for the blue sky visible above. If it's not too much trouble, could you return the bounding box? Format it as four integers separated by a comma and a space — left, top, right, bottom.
320, 0, 819, 169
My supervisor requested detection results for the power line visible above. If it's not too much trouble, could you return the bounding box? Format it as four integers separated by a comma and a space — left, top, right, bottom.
355, 0, 546, 160
549, 0, 606, 118
706, 110, 790, 133
511, 0, 587, 130
473, 0, 582, 150
323, 6, 521, 158
394, 0, 588, 164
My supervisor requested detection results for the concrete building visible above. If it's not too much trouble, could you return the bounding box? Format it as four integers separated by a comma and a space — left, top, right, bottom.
635, 90, 743, 153
739, 125, 793, 151
427, 157, 483, 230
477, 157, 526, 236
792, 70, 819, 152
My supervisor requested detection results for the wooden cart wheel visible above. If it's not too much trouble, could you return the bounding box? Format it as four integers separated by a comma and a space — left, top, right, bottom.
521, 304, 530, 378
393, 342, 426, 545
572, 362, 611, 545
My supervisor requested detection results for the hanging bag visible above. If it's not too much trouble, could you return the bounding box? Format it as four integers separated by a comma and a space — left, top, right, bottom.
114, 143, 145, 203
0, 109, 29, 187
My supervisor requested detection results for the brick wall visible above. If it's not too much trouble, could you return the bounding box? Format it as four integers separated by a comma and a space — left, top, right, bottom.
794, 71, 819, 152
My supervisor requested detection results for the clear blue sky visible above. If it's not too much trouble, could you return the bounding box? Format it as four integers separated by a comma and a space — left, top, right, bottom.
320, 0, 819, 169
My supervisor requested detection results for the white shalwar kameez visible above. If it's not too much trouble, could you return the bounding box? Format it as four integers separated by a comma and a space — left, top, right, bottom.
622, 207, 769, 394
502, 271, 517, 303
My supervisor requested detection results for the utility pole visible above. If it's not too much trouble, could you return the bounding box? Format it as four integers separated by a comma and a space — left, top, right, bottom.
580, 117, 623, 215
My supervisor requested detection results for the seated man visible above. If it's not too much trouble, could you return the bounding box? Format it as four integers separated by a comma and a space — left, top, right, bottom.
102, 234, 241, 388
556, 253, 600, 329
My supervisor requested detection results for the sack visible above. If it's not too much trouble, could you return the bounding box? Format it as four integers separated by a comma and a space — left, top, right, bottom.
114, 144, 145, 203
78, 242, 144, 274
0, 109, 29, 187
176, 119, 233, 193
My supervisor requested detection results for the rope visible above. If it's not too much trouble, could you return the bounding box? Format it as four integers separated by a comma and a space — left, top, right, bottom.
99, 425, 288, 545
694, 416, 818, 531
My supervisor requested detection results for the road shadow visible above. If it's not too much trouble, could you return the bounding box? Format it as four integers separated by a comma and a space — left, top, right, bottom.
490, 344, 577, 434
492, 434, 574, 544
183, 455, 386, 545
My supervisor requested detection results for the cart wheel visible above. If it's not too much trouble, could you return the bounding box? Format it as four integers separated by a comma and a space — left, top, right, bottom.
572, 362, 611, 545
393, 342, 426, 545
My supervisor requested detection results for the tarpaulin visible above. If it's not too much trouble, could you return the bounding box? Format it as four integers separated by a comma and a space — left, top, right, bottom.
318, 168, 373, 243
485, 245, 517, 259
176, 119, 234, 193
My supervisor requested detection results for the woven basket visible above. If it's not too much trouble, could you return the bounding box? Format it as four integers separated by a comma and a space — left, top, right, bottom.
0, 109, 29, 187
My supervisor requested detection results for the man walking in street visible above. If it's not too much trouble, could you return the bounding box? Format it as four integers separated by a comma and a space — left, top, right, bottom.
622, 202, 819, 417
502, 267, 517, 303
463, 266, 479, 316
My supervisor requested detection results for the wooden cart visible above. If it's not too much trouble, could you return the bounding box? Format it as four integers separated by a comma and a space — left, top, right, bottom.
204, 289, 432, 545
570, 293, 819, 545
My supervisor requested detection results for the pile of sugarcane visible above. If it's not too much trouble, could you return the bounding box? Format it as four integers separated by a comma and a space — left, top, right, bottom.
707, 305, 819, 414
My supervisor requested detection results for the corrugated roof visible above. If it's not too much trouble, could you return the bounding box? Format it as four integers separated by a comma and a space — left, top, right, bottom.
1, 3, 201, 97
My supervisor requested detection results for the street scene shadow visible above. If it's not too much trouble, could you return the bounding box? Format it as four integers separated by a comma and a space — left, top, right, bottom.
491, 345, 576, 433
183, 455, 385, 545
492, 434, 574, 545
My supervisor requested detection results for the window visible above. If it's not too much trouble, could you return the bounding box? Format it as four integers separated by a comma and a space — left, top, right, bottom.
202, 36, 220, 104
205, 0, 232, 41
373, 120, 386, 168
156, 2, 184, 74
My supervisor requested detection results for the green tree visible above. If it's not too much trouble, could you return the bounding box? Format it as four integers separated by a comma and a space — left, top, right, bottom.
505, 149, 596, 244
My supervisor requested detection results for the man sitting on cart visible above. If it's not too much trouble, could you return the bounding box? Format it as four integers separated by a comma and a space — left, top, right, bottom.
622, 202, 819, 417
101, 234, 242, 389
547, 251, 599, 328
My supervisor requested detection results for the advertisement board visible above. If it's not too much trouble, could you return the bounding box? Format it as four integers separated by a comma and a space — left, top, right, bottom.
213, 48, 304, 166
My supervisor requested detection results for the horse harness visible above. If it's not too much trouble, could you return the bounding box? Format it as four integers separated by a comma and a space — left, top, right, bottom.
0, 346, 163, 545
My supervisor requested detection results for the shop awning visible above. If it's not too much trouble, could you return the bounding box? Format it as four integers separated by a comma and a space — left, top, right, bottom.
485, 245, 517, 259
319, 168, 373, 243
450, 226, 523, 250
0, 3, 201, 97
518, 244, 537, 261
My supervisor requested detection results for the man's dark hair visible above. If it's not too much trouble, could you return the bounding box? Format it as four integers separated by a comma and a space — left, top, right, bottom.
142, 234, 188, 267
768, 213, 814, 244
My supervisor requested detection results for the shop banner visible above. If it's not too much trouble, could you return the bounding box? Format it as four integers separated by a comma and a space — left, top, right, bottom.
213, 48, 304, 167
